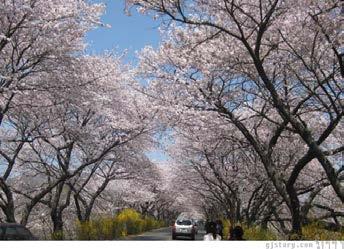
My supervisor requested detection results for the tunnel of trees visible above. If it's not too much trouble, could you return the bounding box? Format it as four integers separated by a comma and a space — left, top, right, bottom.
0, 0, 342, 239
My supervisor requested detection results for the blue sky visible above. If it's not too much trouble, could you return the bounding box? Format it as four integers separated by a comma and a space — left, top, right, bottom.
86, 0, 169, 162
86, 0, 160, 63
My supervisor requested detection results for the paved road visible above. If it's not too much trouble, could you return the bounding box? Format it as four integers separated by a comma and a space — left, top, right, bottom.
124, 227, 205, 241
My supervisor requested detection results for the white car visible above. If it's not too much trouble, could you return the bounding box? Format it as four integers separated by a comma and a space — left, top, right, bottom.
172, 219, 196, 240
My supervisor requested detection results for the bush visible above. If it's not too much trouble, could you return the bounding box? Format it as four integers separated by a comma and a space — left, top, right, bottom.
243, 225, 278, 240
143, 216, 166, 231
115, 209, 144, 235
76, 221, 97, 240
221, 219, 230, 239
97, 218, 118, 239
217, 220, 343, 241
75, 209, 165, 240
51, 230, 64, 240
76, 218, 117, 240
302, 222, 344, 240
143, 216, 156, 231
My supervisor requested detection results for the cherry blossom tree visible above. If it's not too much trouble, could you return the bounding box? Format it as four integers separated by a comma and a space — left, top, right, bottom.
71, 142, 159, 223
169, 117, 342, 231
126, 0, 343, 236
13, 58, 158, 237
0, 0, 105, 225
0, 47, 161, 239
0, 0, 169, 239
165, 114, 279, 225
0, 0, 105, 125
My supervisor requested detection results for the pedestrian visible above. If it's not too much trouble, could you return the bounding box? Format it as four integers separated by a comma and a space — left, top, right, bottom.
203, 221, 221, 241
204, 220, 210, 232
228, 225, 245, 240
215, 220, 223, 238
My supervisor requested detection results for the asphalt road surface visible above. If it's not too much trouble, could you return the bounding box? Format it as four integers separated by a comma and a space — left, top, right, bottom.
124, 227, 205, 241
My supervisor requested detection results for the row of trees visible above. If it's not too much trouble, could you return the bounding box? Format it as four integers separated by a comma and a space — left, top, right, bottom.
0, 0, 182, 239
126, 0, 344, 237
1, 0, 342, 239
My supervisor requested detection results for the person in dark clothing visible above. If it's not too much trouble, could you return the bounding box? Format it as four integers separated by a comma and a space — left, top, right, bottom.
215, 220, 223, 238
228, 225, 245, 240
204, 220, 210, 232
203, 221, 221, 240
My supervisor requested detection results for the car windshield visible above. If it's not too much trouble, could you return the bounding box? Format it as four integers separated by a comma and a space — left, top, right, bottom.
176, 220, 192, 225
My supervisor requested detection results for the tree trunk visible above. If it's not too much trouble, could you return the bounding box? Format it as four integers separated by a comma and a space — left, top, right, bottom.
74, 195, 85, 222
229, 204, 236, 227
0, 178, 16, 223
286, 184, 302, 238
235, 199, 241, 223
0, 205, 16, 223
51, 210, 64, 240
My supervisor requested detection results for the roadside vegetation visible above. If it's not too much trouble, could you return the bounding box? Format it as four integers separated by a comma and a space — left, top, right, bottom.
75, 209, 165, 240
221, 219, 343, 240
301, 223, 344, 241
